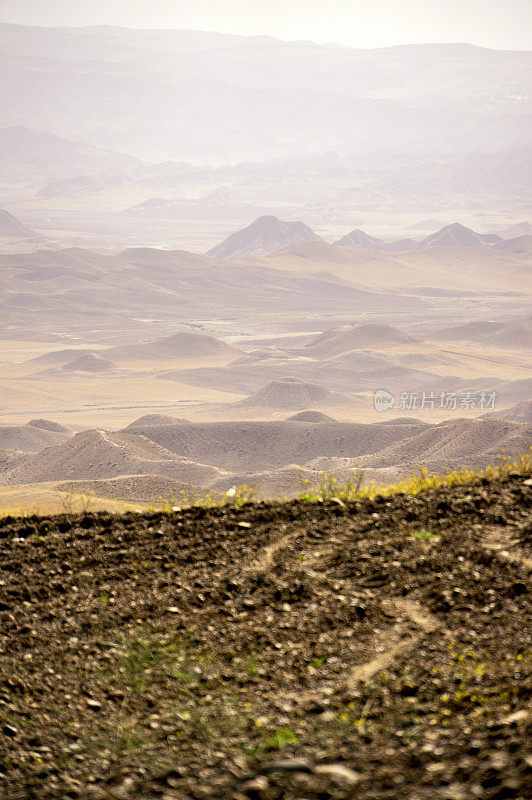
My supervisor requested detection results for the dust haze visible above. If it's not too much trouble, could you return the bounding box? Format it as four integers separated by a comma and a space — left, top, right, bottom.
0, 21, 530, 511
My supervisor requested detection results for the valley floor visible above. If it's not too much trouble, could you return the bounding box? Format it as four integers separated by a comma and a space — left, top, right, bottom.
0, 473, 530, 799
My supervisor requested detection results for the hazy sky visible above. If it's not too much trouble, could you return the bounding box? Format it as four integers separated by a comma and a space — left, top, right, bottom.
0, 0, 530, 50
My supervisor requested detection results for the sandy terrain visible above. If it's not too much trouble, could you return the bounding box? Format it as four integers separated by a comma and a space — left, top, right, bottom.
0, 237, 529, 511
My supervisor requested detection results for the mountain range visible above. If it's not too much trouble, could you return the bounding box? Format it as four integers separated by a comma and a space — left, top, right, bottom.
207, 217, 531, 257
0, 25, 529, 252
0, 126, 141, 183
1, 26, 529, 163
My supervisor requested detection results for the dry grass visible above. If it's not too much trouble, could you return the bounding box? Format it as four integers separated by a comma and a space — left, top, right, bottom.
1, 450, 529, 519
0, 483, 138, 518
318, 448, 532, 502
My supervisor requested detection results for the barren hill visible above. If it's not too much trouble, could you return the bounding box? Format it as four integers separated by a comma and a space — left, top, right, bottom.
333, 229, 382, 249
0, 429, 223, 486
27, 419, 71, 434
0, 421, 71, 453
287, 410, 337, 422
124, 414, 190, 430
430, 320, 504, 342
123, 418, 426, 472
333, 229, 416, 252
61, 353, 117, 372
496, 377, 532, 405
207, 215, 324, 258
264, 238, 532, 295
267, 239, 383, 264
482, 317, 532, 349
380, 237, 417, 252
500, 221, 532, 239
495, 234, 532, 254
418, 222, 488, 248
0, 447, 25, 472
482, 399, 532, 424
241, 377, 345, 409
107, 332, 240, 361
432, 316, 531, 349
303, 321, 420, 358
0, 208, 35, 238
357, 418, 532, 472
29, 349, 95, 365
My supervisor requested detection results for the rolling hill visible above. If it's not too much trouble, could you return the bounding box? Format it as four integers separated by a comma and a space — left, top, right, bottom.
482, 399, 532, 424
0, 429, 224, 486
60, 353, 118, 372
354, 417, 531, 472
431, 316, 531, 348
240, 377, 348, 409
0, 246, 423, 340
0, 414, 529, 502
117, 417, 441, 473
107, 332, 240, 361
302, 321, 420, 359
0, 420, 71, 452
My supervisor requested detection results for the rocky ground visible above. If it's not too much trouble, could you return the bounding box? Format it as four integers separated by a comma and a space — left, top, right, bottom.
0, 474, 530, 800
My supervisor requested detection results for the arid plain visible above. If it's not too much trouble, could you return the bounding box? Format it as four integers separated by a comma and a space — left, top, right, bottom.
1, 213, 530, 513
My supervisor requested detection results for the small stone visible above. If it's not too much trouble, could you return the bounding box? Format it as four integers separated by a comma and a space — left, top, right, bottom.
166, 607, 180, 613
425, 762, 446, 774
85, 699, 102, 710
240, 776, 269, 793
238, 522, 251, 528
262, 758, 314, 774
314, 764, 360, 784
501, 709, 528, 725
441, 784, 467, 800
110, 776, 136, 798
3, 724, 17, 737
330, 497, 346, 508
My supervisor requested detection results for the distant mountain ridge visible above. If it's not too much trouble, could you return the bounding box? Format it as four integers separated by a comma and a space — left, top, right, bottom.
210, 218, 524, 258
0, 26, 529, 163
207, 215, 324, 258
0, 208, 35, 238
333, 222, 509, 252
418, 222, 501, 249
0, 126, 141, 182
495, 234, 532, 254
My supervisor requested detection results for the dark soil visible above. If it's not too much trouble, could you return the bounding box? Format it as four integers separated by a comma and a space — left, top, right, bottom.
0, 475, 530, 800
